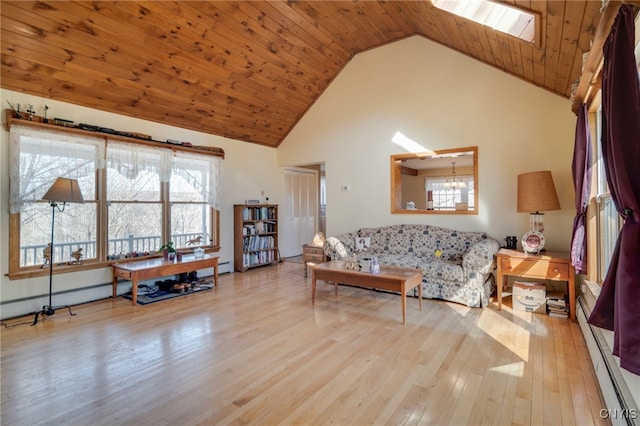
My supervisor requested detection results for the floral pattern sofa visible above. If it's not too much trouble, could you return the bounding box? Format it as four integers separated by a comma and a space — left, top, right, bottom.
323, 224, 501, 308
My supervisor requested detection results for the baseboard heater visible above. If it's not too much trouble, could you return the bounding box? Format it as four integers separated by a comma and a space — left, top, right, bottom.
577, 296, 639, 426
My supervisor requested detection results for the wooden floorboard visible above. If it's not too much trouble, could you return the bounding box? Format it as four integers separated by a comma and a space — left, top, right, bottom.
1, 262, 609, 425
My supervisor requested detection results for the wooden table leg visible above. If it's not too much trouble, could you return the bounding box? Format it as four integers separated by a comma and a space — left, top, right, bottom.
568, 266, 576, 321
213, 258, 219, 286
311, 269, 316, 303
130, 275, 138, 306
418, 279, 422, 311
496, 270, 503, 311
401, 283, 407, 324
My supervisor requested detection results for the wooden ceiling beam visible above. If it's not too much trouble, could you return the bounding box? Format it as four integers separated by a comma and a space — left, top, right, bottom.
571, 1, 624, 113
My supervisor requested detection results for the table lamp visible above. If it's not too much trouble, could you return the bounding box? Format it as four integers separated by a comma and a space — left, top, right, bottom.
517, 171, 560, 253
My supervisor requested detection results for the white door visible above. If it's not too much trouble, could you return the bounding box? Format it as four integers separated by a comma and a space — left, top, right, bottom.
282, 168, 318, 257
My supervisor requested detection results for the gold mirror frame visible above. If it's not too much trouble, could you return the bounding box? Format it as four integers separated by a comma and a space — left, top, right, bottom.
391, 146, 478, 215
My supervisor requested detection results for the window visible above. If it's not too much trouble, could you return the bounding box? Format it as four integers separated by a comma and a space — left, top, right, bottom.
10, 125, 102, 267
431, 0, 539, 45
8, 124, 222, 277
589, 22, 639, 283
169, 151, 221, 248
106, 141, 167, 258
593, 109, 615, 282
425, 175, 475, 211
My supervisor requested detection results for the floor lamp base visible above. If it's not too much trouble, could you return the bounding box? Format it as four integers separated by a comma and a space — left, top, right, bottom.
31, 305, 76, 326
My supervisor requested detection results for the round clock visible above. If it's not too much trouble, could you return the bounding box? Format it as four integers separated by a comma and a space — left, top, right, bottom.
522, 231, 545, 253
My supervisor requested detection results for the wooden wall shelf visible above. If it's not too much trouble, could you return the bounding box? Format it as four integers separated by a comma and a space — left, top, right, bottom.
4, 109, 224, 158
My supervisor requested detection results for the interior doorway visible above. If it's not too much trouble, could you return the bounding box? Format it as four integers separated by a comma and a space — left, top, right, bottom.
280, 165, 324, 257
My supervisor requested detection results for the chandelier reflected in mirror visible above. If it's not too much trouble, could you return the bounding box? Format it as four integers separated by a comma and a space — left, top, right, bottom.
443, 162, 467, 189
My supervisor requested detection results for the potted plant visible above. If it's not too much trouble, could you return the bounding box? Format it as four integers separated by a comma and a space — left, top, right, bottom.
158, 241, 176, 260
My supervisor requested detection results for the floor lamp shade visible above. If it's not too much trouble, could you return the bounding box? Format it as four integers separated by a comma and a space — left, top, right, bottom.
42, 178, 84, 204
517, 171, 560, 213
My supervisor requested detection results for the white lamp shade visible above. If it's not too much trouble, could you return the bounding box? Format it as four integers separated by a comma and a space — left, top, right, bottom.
42, 178, 84, 203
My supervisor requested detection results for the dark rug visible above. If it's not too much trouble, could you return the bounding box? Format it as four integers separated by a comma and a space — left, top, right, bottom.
124, 285, 213, 305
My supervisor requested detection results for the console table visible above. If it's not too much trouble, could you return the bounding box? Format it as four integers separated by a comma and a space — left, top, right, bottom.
112, 255, 219, 306
495, 249, 575, 320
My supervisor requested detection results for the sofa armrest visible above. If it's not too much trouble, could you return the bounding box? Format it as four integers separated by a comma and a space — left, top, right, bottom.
323, 233, 356, 260
462, 238, 501, 274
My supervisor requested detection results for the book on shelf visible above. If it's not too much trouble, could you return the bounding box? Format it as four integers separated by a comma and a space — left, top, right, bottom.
241, 206, 276, 221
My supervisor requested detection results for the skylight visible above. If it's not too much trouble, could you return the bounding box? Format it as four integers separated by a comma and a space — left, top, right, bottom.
431, 0, 538, 45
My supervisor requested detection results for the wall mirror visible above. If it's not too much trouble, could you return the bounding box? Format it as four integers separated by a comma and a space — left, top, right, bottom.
391, 146, 478, 214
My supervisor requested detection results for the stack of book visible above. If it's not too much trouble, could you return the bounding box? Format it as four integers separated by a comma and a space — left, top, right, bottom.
546, 295, 569, 318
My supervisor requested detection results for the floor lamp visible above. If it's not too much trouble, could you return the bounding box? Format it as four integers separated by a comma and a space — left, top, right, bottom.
32, 178, 84, 326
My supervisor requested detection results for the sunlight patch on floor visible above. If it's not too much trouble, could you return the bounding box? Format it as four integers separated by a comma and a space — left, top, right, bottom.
476, 307, 530, 361
488, 361, 525, 378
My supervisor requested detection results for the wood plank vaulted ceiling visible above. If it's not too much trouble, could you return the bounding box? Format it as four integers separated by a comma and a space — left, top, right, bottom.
1, 1, 603, 148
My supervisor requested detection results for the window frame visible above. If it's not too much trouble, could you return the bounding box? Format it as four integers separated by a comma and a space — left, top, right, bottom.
7, 118, 222, 280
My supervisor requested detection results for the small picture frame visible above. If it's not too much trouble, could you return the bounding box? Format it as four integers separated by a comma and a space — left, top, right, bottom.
246, 199, 261, 205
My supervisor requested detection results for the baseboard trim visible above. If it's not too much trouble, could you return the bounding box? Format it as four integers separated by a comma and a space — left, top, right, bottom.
1, 261, 232, 320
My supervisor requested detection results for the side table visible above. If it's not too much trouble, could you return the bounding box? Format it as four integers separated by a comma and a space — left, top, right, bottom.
495, 249, 576, 321
302, 244, 326, 277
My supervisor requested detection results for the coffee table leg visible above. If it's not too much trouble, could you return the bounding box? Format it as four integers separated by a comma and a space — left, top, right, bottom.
401, 283, 407, 324
311, 269, 316, 303
418, 280, 423, 310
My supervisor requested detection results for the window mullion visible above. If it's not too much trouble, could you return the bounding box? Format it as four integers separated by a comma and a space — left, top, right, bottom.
162, 181, 171, 246
97, 167, 107, 262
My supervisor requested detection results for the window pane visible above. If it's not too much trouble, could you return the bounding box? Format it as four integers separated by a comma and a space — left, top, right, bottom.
20, 202, 97, 267
171, 203, 211, 248
170, 155, 211, 202
107, 169, 160, 201
108, 203, 162, 258
170, 170, 206, 202
599, 196, 622, 281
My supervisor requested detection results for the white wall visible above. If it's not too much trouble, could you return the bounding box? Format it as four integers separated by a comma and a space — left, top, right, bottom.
278, 36, 577, 251
0, 89, 284, 319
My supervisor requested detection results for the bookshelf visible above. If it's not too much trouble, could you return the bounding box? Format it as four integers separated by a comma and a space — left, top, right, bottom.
234, 204, 279, 272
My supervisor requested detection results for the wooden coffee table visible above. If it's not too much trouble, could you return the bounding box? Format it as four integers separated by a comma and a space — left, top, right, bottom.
311, 261, 422, 324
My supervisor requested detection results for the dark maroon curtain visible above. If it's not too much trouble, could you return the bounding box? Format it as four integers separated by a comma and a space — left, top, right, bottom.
570, 104, 592, 274
588, 5, 640, 375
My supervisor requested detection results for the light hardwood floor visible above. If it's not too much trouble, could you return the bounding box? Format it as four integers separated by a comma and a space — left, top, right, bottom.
1, 262, 608, 425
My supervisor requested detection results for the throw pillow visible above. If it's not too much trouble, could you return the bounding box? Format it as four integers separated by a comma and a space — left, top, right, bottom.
355, 237, 371, 252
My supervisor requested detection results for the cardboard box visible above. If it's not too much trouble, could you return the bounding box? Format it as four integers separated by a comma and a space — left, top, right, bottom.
513, 281, 546, 313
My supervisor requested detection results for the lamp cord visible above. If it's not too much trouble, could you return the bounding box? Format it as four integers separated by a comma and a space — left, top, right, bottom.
48, 202, 55, 309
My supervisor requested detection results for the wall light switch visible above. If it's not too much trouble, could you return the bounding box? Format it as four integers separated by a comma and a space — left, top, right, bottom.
341, 185, 350, 192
